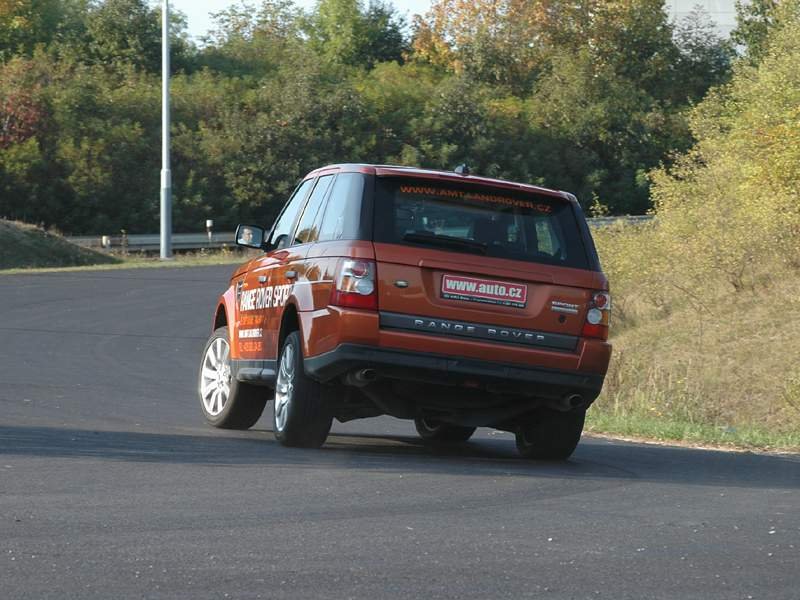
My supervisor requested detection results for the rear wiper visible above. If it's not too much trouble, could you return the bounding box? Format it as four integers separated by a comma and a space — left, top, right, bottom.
402, 232, 488, 255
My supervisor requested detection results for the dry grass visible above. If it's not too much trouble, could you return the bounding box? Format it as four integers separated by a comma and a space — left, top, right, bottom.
589, 248, 800, 452
0, 219, 120, 270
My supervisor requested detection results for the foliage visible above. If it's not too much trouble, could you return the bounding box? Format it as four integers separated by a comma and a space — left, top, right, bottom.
0, 0, 735, 233
729, 0, 800, 62
0, 0, 82, 60
673, 6, 733, 101
304, 0, 407, 67
592, 15, 800, 440
85, 0, 161, 71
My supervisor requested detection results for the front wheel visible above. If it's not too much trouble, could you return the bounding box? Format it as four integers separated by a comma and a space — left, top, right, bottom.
273, 331, 333, 448
414, 417, 476, 442
515, 409, 586, 460
198, 327, 267, 429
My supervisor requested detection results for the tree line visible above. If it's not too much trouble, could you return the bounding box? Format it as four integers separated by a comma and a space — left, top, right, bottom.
0, 0, 763, 234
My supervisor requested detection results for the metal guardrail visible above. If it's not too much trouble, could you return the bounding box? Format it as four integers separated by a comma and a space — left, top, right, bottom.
66, 215, 654, 251
587, 215, 654, 227
66, 232, 236, 251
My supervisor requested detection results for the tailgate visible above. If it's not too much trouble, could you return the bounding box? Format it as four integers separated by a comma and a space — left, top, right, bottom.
374, 242, 597, 345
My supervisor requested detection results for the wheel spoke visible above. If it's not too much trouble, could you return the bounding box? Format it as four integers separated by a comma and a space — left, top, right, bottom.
201, 385, 213, 403
285, 346, 294, 372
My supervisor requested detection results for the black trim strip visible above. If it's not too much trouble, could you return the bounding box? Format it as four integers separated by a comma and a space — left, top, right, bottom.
379, 312, 578, 352
303, 343, 604, 401
231, 359, 277, 386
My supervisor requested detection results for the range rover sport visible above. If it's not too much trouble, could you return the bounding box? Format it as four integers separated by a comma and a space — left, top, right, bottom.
197, 164, 611, 459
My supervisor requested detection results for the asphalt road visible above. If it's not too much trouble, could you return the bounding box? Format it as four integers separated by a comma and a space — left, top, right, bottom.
1, 265, 798, 600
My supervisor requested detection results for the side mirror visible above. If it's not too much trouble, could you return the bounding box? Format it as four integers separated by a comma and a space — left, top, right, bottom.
235, 224, 266, 250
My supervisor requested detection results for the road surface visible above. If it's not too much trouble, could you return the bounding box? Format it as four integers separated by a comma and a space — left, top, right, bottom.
1, 266, 798, 599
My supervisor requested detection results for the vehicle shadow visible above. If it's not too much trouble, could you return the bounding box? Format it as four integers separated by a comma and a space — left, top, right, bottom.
1, 424, 798, 490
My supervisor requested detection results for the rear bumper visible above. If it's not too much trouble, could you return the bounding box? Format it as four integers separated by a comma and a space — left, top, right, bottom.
303, 343, 606, 402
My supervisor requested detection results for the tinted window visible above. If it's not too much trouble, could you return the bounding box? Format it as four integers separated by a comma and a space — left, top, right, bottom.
318, 173, 366, 242
294, 175, 333, 245
270, 179, 314, 248
373, 178, 590, 269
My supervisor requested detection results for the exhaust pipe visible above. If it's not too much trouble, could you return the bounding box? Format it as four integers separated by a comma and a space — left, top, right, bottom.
546, 393, 585, 412
344, 368, 378, 387
565, 393, 584, 409
356, 369, 377, 384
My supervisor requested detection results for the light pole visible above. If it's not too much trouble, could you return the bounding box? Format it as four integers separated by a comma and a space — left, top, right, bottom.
160, 0, 172, 259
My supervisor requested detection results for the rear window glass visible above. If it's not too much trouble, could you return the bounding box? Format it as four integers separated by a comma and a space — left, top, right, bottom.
373, 178, 590, 269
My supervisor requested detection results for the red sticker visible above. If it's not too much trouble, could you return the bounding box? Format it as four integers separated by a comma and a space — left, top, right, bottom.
441, 274, 527, 308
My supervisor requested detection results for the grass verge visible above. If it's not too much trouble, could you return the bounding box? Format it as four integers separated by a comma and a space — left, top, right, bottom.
591, 224, 800, 454
0, 251, 245, 275
586, 411, 800, 453
0, 219, 120, 270
0, 219, 246, 274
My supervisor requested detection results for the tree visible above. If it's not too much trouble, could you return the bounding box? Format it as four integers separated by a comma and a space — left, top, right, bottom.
0, 57, 45, 148
85, 0, 161, 72
730, 0, 778, 61
411, 0, 581, 88
305, 0, 407, 68
361, 1, 406, 65
673, 6, 733, 102
411, 0, 679, 95
201, 0, 306, 77
0, 0, 87, 60
526, 47, 690, 213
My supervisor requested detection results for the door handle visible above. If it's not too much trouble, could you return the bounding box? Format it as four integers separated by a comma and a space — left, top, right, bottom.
285, 270, 298, 280
258, 275, 267, 283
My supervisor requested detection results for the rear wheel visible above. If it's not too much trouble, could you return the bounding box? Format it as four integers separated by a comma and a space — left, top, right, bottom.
198, 327, 267, 429
414, 417, 476, 442
273, 331, 333, 448
515, 409, 585, 460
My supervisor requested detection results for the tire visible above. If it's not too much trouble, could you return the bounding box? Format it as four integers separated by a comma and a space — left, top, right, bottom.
273, 331, 334, 448
198, 327, 268, 429
414, 417, 476, 442
515, 409, 586, 460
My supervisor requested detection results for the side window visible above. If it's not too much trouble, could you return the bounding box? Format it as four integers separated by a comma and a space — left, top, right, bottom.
318, 173, 366, 242
293, 175, 334, 245
269, 179, 314, 248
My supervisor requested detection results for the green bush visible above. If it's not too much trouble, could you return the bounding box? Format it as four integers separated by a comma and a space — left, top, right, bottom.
591, 16, 800, 448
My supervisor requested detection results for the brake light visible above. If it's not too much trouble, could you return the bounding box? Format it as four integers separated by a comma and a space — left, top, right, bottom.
581, 291, 611, 340
330, 259, 378, 310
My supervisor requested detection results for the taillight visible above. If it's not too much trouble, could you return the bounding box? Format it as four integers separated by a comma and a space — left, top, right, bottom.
581, 291, 611, 340
329, 259, 378, 310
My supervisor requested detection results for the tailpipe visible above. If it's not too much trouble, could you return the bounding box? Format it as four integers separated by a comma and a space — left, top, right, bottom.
547, 393, 585, 412
344, 368, 378, 388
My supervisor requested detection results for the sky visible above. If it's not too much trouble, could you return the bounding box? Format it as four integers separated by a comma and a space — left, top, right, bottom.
170, 0, 433, 41
666, 0, 737, 36
169, 0, 737, 42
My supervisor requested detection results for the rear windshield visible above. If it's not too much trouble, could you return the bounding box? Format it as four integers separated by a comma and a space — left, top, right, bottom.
373, 178, 591, 270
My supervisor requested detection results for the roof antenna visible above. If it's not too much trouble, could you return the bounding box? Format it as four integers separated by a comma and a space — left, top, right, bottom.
454, 164, 470, 175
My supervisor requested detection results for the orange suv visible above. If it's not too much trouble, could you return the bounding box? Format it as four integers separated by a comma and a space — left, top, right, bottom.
198, 164, 611, 459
